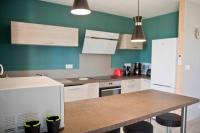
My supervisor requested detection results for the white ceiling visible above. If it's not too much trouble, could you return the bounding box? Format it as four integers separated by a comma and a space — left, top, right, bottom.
41, 0, 179, 18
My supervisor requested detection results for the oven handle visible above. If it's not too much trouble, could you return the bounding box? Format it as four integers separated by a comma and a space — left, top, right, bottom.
100, 88, 121, 92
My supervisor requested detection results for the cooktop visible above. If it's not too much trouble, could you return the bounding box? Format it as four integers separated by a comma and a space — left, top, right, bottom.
92, 75, 121, 80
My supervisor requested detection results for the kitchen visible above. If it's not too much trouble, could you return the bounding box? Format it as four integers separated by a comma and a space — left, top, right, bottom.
0, 0, 200, 133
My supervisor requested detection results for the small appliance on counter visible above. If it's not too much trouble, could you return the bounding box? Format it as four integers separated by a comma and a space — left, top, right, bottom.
133, 62, 142, 75
113, 68, 123, 77
146, 69, 151, 77
141, 63, 151, 75
123, 63, 132, 76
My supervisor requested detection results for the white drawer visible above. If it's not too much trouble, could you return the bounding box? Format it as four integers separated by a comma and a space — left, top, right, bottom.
64, 85, 88, 102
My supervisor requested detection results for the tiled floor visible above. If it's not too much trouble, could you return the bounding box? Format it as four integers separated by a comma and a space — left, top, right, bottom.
153, 117, 200, 133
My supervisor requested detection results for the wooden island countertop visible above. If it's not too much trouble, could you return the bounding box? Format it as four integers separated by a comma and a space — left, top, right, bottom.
61, 90, 199, 133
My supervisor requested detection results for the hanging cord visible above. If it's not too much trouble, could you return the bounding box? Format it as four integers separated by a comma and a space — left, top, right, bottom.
138, 0, 139, 16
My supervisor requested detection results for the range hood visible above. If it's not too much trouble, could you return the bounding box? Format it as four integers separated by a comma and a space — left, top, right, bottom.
82, 30, 119, 55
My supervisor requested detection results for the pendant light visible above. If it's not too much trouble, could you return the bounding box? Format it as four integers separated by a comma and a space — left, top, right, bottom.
131, 0, 146, 42
71, 0, 91, 15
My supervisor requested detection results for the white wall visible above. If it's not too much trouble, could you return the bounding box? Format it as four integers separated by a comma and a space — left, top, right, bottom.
182, 0, 200, 120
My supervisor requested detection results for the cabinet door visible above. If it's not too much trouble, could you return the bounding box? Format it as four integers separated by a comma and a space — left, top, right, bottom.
121, 79, 141, 94
11, 21, 78, 47
86, 83, 99, 99
64, 83, 99, 102
140, 79, 151, 90
64, 85, 88, 102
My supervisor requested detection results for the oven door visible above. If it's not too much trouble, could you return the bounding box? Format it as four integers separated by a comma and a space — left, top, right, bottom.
99, 86, 121, 97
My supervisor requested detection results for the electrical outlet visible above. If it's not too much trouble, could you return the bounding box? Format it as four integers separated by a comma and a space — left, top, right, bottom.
124, 63, 131, 67
65, 64, 73, 69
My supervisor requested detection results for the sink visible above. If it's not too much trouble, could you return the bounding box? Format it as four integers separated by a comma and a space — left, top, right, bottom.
78, 77, 89, 81
59, 79, 73, 84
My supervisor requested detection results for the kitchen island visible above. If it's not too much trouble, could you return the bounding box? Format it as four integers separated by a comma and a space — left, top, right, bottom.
61, 90, 199, 133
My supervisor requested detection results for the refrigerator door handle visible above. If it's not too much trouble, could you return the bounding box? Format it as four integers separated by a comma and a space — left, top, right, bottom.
152, 84, 172, 88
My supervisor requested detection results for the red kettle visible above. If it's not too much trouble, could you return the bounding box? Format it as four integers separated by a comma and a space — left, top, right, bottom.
113, 68, 123, 77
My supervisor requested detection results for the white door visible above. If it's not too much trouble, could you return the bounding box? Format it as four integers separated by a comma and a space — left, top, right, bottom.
151, 38, 177, 88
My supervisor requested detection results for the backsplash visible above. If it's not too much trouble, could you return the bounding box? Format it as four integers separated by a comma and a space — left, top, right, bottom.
5, 54, 113, 79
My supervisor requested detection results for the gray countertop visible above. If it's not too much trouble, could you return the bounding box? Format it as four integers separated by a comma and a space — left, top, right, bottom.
56, 75, 150, 87
62, 90, 199, 133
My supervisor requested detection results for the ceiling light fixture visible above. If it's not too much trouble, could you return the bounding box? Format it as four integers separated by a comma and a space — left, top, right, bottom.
131, 0, 146, 43
71, 0, 91, 15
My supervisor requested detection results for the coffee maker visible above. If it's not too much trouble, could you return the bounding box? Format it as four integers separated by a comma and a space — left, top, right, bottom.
133, 62, 142, 75
123, 63, 131, 76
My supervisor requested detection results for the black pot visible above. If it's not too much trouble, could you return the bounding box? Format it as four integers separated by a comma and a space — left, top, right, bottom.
24, 120, 40, 133
46, 116, 61, 133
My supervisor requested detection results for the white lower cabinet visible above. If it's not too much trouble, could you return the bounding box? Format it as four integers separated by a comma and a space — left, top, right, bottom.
87, 83, 99, 98
121, 79, 141, 94
140, 79, 151, 90
121, 79, 151, 94
64, 83, 99, 102
64, 79, 150, 102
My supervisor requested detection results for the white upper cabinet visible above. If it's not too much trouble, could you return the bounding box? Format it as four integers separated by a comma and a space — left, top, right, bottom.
118, 34, 143, 50
11, 21, 78, 47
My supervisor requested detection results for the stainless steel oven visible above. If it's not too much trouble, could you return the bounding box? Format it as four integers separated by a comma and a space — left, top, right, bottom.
99, 81, 121, 97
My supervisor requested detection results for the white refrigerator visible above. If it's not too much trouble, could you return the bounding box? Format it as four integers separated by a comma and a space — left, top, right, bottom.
151, 38, 177, 93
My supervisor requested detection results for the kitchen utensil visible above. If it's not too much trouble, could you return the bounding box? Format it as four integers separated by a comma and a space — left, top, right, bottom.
123, 63, 132, 76
0, 64, 3, 76
113, 69, 123, 77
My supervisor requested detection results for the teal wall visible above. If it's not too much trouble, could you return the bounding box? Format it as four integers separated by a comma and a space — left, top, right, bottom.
139, 12, 179, 62
0, 0, 178, 71
0, 0, 139, 71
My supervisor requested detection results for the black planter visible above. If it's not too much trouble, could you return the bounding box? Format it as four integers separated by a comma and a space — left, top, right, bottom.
46, 116, 61, 133
24, 120, 40, 133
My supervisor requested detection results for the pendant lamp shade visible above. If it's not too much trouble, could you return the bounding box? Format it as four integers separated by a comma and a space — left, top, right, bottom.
131, 0, 146, 43
71, 0, 91, 15
131, 16, 146, 42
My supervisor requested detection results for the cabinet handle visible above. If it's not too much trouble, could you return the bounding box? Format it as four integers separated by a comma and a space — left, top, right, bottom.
42, 42, 56, 45
68, 88, 81, 91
